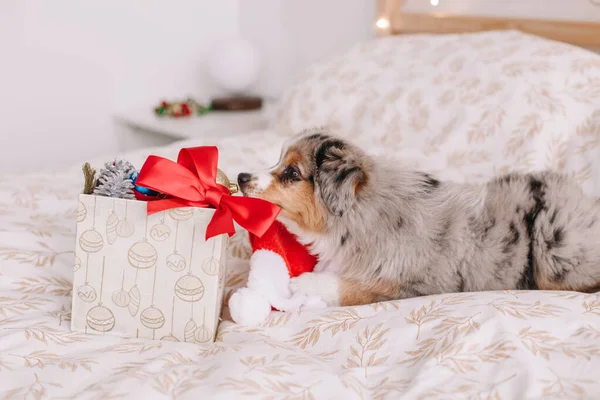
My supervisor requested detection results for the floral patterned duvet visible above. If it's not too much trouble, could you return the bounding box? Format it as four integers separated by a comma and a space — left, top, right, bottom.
1, 130, 599, 400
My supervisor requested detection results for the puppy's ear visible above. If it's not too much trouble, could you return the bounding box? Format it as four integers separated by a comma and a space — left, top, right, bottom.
315, 139, 368, 217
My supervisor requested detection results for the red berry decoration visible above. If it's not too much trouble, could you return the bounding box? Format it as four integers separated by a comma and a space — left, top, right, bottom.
181, 103, 191, 116
153, 98, 212, 118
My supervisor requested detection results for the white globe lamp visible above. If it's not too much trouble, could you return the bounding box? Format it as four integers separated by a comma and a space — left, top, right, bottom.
206, 38, 261, 96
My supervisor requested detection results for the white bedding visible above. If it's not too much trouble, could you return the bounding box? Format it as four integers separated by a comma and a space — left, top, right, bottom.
1, 30, 600, 399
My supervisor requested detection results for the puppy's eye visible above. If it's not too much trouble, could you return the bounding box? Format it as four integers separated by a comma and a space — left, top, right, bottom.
283, 166, 300, 180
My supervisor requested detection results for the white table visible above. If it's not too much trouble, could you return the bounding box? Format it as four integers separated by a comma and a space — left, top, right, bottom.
113, 101, 276, 152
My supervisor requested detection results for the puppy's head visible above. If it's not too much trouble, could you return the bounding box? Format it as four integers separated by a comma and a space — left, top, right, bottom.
238, 131, 369, 234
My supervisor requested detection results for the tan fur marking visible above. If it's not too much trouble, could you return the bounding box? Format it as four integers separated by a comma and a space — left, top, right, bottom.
534, 271, 567, 291
259, 180, 325, 233
536, 270, 600, 293
339, 278, 398, 307
354, 171, 369, 195
284, 148, 303, 167
579, 282, 600, 294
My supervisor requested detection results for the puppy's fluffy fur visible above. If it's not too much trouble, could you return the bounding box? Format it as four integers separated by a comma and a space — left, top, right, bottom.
238, 129, 600, 307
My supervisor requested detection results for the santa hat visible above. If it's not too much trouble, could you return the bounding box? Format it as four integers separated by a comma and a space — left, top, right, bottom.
228, 221, 319, 326
249, 221, 318, 279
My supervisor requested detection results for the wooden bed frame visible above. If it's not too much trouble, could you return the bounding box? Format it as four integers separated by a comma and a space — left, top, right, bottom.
376, 0, 600, 47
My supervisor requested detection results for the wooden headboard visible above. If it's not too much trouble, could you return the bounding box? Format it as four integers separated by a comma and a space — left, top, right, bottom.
376, 0, 600, 47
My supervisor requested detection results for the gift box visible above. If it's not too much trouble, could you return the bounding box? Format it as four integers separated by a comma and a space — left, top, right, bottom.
72, 196, 227, 342
71, 146, 280, 342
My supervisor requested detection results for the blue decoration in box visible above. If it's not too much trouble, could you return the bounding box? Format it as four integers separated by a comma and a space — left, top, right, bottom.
129, 171, 160, 196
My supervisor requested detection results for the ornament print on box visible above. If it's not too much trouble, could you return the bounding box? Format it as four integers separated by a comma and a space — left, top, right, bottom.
79, 197, 103, 253
77, 196, 100, 304
140, 250, 165, 339
106, 199, 119, 245
194, 308, 212, 343
85, 257, 115, 333
184, 303, 197, 343
73, 255, 82, 272
128, 215, 157, 269
166, 220, 186, 272
169, 207, 194, 221
77, 201, 87, 222
128, 269, 141, 317
116, 201, 135, 238
202, 239, 221, 276
112, 270, 130, 308
150, 212, 171, 242
174, 225, 205, 303
160, 297, 180, 342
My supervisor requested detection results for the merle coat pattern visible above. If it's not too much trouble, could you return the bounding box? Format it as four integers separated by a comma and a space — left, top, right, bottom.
239, 132, 600, 307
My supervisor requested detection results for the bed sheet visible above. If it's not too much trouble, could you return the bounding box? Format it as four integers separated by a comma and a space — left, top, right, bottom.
1, 130, 600, 400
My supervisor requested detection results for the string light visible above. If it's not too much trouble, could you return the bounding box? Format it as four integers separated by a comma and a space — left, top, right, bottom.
430, 0, 440, 6
376, 17, 390, 29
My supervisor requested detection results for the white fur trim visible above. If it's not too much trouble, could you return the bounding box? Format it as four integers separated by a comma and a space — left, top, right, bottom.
244, 250, 323, 312
290, 272, 340, 307
248, 250, 292, 302
229, 288, 271, 326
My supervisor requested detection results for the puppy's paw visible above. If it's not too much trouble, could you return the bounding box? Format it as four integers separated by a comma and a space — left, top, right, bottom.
290, 272, 340, 307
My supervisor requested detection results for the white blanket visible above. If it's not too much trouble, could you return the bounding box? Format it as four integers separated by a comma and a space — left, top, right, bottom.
1, 130, 600, 399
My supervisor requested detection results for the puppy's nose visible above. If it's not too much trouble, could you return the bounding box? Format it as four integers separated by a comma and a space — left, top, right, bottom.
237, 173, 252, 186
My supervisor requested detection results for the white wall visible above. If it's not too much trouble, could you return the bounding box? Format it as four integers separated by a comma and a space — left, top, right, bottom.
0, 0, 238, 173
240, 0, 376, 98
402, 0, 600, 22
0, 0, 376, 173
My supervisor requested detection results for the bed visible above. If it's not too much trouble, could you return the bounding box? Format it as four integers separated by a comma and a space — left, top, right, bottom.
2, 4, 600, 399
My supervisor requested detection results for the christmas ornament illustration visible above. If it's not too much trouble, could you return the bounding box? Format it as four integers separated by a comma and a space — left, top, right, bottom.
174, 226, 204, 302
194, 307, 211, 343
111, 269, 130, 308
116, 201, 135, 238
160, 297, 180, 342
106, 202, 119, 245
202, 238, 221, 276
140, 249, 165, 339
149, 212, 171, 242
86, 257, 116, 333
184, 303, 197, 343
127, 269, 141, 317
128, 216, 157, 269
73, 255, 82, 272
77, 201, 87, 222
168, 207, 193, 221
166, 221, 186, 272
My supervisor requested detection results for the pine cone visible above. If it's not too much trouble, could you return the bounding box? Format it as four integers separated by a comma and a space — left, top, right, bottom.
94, 159, 136, 199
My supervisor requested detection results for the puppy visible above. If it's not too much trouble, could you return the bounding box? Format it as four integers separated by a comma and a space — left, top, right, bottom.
237, 130, 600, 307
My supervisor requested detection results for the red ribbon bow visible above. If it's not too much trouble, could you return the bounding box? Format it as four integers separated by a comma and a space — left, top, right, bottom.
136, 146, 280, 240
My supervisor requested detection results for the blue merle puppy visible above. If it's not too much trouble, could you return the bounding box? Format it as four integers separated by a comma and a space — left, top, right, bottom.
237, 130, 600, 307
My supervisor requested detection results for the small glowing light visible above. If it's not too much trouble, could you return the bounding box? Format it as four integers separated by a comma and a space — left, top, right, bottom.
376, 18, 390, 29
430, 0, 440, 6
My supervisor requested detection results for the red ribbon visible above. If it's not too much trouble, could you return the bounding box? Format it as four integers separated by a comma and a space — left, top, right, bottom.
136, 146, 280, 240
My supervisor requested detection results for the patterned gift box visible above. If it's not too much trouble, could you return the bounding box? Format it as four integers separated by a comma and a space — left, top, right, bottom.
71, 194, 227, 343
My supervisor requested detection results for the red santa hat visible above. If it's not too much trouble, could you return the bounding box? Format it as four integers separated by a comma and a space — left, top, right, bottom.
228, 221, 319, 326
249, 221, 318, 279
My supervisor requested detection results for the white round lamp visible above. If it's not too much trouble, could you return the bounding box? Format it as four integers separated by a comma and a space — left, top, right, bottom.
207, 38, 261, 97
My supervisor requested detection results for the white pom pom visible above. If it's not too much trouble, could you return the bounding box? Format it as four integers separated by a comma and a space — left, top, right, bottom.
206, 38, 261, 94
228, 288, 271, 326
